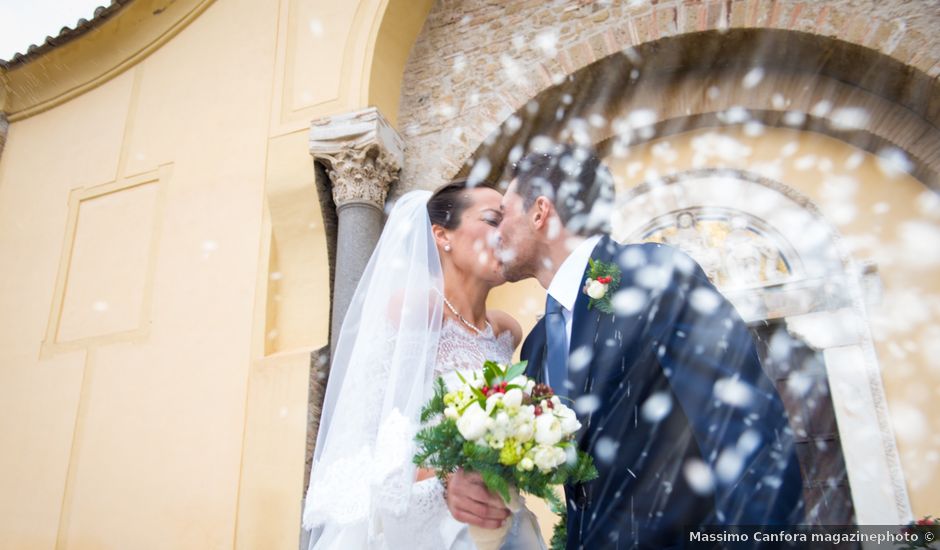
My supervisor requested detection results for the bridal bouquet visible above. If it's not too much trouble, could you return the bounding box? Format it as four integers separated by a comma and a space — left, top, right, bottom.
414, 360, 597, 550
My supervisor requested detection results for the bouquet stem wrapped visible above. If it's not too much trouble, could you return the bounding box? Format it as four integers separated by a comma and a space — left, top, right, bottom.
414, 361, 597, 547
467, 487, 521, 550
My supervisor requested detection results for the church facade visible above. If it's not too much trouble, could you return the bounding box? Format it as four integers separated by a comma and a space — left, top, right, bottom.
1, 0, 937, 547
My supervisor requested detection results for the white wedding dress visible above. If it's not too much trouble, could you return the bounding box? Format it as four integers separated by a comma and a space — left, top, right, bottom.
302, 190, 545, 550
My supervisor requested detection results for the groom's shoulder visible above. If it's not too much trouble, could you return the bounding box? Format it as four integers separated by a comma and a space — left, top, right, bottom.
608, 238, 694, 270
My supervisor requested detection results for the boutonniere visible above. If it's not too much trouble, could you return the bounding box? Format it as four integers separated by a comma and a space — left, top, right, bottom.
583, 258, 621, 314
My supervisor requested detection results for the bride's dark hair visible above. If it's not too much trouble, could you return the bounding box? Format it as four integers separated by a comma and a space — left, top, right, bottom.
426, 179, 472, 229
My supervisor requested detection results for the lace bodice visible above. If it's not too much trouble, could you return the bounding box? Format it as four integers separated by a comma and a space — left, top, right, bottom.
434, 319, 516, 378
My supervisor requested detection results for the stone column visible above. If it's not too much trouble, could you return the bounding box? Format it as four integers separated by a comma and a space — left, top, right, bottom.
309, 107, 404, 352
0, 113, 8, 163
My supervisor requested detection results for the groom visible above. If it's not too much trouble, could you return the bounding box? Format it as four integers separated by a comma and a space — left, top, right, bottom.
446, 144, 804, 548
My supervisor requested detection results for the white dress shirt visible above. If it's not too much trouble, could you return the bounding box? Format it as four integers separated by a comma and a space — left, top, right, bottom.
546, 235, 603, 352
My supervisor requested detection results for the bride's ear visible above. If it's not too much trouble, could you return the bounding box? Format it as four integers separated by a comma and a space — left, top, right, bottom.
431, 224, 451, 252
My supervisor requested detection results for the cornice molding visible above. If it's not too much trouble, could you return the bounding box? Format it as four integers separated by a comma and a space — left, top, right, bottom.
3, 0, 215, 122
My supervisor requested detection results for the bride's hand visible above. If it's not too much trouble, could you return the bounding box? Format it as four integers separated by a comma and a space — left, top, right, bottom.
444, 468, 511, 529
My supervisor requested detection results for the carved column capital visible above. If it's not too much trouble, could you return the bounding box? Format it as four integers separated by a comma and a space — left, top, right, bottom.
309, 107, 404, 210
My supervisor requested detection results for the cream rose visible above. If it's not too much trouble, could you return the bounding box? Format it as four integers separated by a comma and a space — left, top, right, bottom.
556, 406, 581, 435
503, 388, 523, 409
586, 279, 608, 299
533, 445, 567, 472
456, 402, 490, 441
534, 413, 563, 446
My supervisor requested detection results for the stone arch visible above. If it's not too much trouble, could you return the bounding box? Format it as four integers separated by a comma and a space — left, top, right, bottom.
397, 1, 940, 191
364, 0, 435, 126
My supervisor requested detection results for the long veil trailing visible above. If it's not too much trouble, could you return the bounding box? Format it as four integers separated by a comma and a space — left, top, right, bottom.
303, 190, 444, 548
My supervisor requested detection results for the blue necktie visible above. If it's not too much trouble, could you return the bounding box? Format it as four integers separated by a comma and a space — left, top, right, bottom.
545, 295, 569, 398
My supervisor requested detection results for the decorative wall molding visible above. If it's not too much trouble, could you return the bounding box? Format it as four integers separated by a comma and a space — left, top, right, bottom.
40, 164, 172, 358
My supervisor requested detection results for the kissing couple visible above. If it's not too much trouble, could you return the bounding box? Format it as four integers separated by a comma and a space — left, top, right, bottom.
302, 143, 804, 549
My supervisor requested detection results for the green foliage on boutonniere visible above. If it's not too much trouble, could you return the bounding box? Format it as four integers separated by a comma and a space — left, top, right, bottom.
583, 258, 621, 314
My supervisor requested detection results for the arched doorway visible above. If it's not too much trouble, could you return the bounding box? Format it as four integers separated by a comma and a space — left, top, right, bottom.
392, 10, 939, 524
613, 167, 885, 525
375, 0, 940, 530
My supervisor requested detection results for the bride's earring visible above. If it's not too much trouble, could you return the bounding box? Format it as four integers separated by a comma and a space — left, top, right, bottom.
444, 244, 452, 252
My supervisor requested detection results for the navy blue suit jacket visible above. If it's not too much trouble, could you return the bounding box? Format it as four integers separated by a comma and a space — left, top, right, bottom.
521, 235, 804, 549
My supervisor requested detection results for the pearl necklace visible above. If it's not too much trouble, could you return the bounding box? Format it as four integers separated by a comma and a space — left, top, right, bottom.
442, 296, 491, 335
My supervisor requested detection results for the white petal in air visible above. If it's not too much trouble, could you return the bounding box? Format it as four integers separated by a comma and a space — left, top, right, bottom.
594, 436, 620, 464
635, 266, 671, 291
742, 67, 764, 89
736, 429, 762, 455
683, 459, 716, 495
876, 147, 913, 177
612, 287, 647, 316
569, 346, 593, 372
574, 394, 601, 415
689, 287, 721, 315
714, 377, 754, 408
641, 391, 672, 423
715, 448, 745, 483
829, 107, 870, 131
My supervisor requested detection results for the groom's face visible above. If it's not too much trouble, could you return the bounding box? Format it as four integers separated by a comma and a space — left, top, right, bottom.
496, 180, 538, 282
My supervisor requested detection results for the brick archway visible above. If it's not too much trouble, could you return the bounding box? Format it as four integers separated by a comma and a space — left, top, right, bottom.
397, 1, 939, 192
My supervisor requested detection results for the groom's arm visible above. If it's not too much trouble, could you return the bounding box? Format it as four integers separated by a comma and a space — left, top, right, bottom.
648, 245, 804, 525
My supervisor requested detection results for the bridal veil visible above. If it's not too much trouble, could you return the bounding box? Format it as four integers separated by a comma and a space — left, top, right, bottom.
302, 190, 444, 548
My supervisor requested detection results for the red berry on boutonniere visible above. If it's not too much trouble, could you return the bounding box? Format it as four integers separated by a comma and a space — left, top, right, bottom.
583, 259, 622, 314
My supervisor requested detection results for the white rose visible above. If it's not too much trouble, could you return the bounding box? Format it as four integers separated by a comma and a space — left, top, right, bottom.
519, 457, 535, 471
587, 280, 608, 299
534, 413, 563, 446
556, 407, 581, 435
491, 411, 511, 440
509, 375, 529, 388
513, 420, 535, 443
444, 405, 459, 420
533, 445, 567, 472
456, 402, 490, 441
503, 388, 523, 409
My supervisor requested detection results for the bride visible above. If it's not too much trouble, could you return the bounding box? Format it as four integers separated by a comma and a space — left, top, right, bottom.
302, 181, 546, 549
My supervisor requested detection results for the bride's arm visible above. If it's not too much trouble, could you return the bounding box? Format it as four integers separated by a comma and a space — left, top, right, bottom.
487, 309, 523, 349
415, 467, 437, 482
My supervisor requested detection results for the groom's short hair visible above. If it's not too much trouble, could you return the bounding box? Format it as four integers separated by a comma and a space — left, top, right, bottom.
510, 142, 614, 236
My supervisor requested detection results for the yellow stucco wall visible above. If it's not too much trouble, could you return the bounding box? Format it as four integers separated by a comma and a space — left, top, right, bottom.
0, 0, 433, 547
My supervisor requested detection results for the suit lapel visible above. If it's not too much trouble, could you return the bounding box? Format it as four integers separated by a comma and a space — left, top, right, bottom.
567, 235, 614, 401
522, 317, 547, 383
